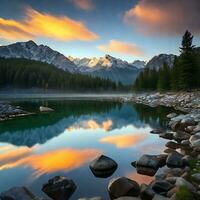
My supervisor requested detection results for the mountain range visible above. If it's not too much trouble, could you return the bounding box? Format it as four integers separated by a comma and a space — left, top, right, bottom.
0, 40, 176, 85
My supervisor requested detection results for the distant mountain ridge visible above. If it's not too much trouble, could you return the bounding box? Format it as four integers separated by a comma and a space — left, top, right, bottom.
0, 40, 78, 73
0, 40, 178, 85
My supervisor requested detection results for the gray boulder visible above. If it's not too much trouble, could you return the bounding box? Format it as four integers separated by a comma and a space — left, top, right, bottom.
166, 152, 184, 168
151, 181, 173, 194
140, 184, 155, 200
175, 177, 196, 192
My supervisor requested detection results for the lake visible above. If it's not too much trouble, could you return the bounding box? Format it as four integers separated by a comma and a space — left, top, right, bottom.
0, 99, 173, 199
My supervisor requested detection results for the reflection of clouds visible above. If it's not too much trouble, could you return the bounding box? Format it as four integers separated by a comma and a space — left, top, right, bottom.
0, 145, 101, 177
67, 119, 112, 132
127, 171, 153, 184
100, 133, 148, 148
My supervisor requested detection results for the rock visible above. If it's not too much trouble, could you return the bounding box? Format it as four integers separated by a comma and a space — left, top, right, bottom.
114, 197, 141, 200
189, 133, 200, 149
155, 174, 166, 181
152, 194, 170, 200
156, 154, 167, 168
175, 177, 196, 192
108, 177, 140, 200
136, 155, 160, 170
170, 121, 182, 131
166, 187, 179, 198
78, 197, 102, 200
167, 113, 177, 119
89, 155, 118, 178
150, 130, 162, 134
173, 131, 190, 141
164, 168, 184, 177
131, 161, 137, 168
191, 173, 200, 184
42, 176, 76, 200
159, 132, 173, 140
0, 187, 40, 200
166, 152, 184, 168
134, 155, 162, 176
165, 177, 177, 184
181, 117, 196, 127
39, 106, 54, 112
151, 181, 173, 194
165, 141, 179, 149
163, 148, 176, 154
140, 184, 155, 200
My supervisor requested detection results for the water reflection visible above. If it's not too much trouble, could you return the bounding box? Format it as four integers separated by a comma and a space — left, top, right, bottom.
0, 100, 173, 199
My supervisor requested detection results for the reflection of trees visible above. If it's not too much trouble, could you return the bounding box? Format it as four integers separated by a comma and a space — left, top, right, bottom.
133, 103, 174, 128
0, 101, 121, 133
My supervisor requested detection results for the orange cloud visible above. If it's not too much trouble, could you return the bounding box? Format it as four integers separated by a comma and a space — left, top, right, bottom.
124, 0, 200, 35
0, 147, 101, 177
67, 119, 113, 132
98, 40, 144, 56
127, 171, 154, 185
100, 133, 147, 148
71, 0, 94, 10
0, 8, 98, 41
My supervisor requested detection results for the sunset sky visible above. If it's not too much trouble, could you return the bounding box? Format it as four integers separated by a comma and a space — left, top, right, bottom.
0, 0, 200, 61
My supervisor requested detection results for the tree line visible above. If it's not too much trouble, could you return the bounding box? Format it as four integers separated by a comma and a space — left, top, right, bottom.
0, 58, 125, 91
134, 31, 200, 91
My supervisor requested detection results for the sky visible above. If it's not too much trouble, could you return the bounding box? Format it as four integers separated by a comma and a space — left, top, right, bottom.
0, 0, 200, 62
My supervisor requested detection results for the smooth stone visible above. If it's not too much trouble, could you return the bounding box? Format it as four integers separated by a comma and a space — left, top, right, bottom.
191, 173, 200, 183
78, 197, 102, 200
181, 117, 196, 126
165, 141, 179, 149
39, 106, 54, 112
155, 174, 166, 181
140, 184, 155, 200
108, 177, 140, 200
151, 181, 173, 194
163, 148, 176, 154
165, 177, 177, 184
89, 155, 118, 178
159, 132, 173, 140
136, 155, 160, 170
175, 177, 196, 192
167, 113, 177, 119
152, 194, 170, 200
173, 131, 190, 141
136, 166, 157, 176
166, 152, 184, 168
114, 197, 141, 200
42, 176, 76, 200
156, 154, 167, 168
0, 187, 41, 200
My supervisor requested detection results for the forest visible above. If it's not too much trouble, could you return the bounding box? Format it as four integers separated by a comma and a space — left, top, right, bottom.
134, 31, 200, 91
0, 58, 122, 91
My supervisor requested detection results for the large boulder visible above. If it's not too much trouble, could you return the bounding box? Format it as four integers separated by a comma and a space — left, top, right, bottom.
166, 152, 184, 168
42, 176, 76, 200
108, 177, 140, 200
189, 133, 200, 149
89, 155, 118, 178
0, 187, 40, 200
175, 177, 196, 192
165, 141, 180, 149
173, 131, 190, 141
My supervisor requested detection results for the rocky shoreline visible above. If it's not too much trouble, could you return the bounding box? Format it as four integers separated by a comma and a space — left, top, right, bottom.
0, 102, 34, 121
1, 92, 200, 200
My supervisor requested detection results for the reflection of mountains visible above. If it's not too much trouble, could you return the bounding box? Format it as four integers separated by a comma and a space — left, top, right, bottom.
0, 102, 171, 147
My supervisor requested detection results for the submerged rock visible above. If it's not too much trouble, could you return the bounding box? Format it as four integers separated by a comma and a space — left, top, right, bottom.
108, 177, 140, 200
42, 176, 76, 200
0, 187, 40, 200
89, 155, 118, 178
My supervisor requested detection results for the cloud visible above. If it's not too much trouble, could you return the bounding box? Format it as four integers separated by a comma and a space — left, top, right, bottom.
124, 0, 200, 35
100, 133, 147, 148
98, 40, 144, 56
71, 0, 95, 10
67, 119, 113, 132
0, 146, 101, 177
0, 8, 98, 41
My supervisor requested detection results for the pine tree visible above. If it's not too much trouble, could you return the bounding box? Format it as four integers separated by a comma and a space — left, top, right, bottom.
179, 30, 195, 90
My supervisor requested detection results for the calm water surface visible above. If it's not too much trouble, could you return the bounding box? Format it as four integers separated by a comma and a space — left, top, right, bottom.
0, 100, 173, 199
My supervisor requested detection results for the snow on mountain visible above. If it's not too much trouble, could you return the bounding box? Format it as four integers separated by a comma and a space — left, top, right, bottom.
68, 55, 143, 84
0, 40, 78, 73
